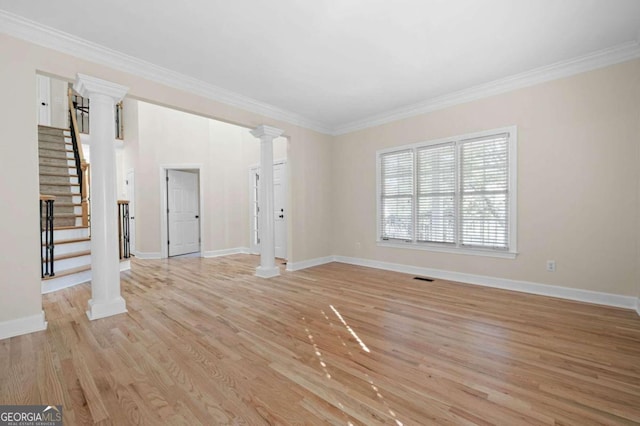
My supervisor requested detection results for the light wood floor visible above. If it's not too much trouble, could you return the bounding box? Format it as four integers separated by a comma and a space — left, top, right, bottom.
2, 255, 640, 425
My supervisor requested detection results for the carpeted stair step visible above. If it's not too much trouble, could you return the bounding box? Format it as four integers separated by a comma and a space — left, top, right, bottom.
38, 125, 85, 235
41, 213, 79, 228
38, 141, 70, 152
38, 125, 68, 135
39, 164, 75, 175
38, 146, 71, 154
38, 154, 75, 164
40, 183, 78, 195
39, 149, 73, 159
39, 173, 78, 185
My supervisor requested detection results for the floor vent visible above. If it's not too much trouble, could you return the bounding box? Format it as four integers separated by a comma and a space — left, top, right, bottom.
413, 276, 434, 282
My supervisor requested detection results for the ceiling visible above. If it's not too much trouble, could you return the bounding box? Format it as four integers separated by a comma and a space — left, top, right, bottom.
1, 0, 640, 134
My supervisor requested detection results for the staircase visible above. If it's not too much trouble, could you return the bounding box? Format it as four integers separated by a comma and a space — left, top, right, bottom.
38, 125, 92, 293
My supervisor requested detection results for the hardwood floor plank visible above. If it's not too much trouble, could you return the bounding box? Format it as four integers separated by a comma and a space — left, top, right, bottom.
2, 255, 640, 424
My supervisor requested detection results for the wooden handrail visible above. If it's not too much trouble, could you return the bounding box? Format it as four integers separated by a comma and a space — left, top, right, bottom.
39, 194, 56, 201
68, 88, 90, 228
68, 88, 85, 162
117, 200, 129, 205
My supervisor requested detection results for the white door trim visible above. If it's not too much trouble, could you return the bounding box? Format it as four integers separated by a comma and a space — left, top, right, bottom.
248, 159, 288, 259
159, 164, 204, 259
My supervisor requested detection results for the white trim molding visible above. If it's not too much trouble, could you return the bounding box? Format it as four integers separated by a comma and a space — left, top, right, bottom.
133, 251, 162, 260
0, 311, 47, 340
2, 10, 639, 137
0, 10, 331, 135
332, 256, 637, 310
203, 248, 250, 258
636, 297, 640, 316
120, 260, 131, 271
285, 256, 334, 272
333, 41, 640, 135
86, 297, 127, 321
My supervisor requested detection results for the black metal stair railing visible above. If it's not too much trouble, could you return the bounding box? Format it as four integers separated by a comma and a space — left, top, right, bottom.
118, 200, 130, 260
71, 93, 124, 140
40, 196, 55, 278
68, 109, 84, 198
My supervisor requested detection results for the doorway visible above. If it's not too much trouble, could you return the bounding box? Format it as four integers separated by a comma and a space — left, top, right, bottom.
249, 161, 287, 259
163, 168, 201, 257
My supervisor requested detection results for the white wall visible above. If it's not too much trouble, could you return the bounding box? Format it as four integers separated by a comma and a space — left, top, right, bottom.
124, 101, 288, 256
332, 59, 640, 298
0, 33, 333, 336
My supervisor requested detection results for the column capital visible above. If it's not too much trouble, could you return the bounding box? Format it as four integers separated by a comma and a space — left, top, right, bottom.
250, 125, 284, 140
74, 73, 129, 103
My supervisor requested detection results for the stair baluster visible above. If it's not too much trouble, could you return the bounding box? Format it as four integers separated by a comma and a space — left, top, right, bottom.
40, 195, 55, 277
118, 200, 130, 260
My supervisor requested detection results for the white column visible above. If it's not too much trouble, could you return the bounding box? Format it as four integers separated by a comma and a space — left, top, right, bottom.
74, 74, 129, 320
251, 125, 284, 278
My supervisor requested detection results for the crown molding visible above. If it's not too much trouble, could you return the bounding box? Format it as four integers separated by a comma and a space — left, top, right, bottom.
250, 124, 285, 139
2, 10, 639, 137
0, 10, 333, 135
333, 40, 640, 135
75, 73, 129, 101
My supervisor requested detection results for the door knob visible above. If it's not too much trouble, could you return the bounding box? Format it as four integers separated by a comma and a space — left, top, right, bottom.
195, 215, 199, 219
279, 214, 284, 219
41, 102, 47, 106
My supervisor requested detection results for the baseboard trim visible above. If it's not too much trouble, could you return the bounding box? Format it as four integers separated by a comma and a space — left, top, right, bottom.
0, 311, 47, 340
134, 251, 162, 260
286, 256, 334, 272
636, 298, 640, 316
202, 247, 250, 258
255, 266, 280, 279
42, 270, 91, 294
333, 256, 637, 310
86, 297, 127, 321
120, 260, 131, 271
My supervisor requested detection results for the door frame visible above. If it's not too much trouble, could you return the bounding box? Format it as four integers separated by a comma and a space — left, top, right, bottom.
159, 164, 204, 259
248, 158, 288, 259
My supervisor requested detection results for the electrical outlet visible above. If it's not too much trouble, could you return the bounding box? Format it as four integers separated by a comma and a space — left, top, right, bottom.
546, 260, 556, 272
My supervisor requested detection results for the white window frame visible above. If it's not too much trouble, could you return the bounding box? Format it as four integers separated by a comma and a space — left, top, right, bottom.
376, 126, 518, 259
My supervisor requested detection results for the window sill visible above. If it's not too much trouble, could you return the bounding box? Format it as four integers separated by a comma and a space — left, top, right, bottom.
376, 241, 518, 259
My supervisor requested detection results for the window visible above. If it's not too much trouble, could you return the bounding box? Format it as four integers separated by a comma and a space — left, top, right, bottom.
377, 127, 517, 257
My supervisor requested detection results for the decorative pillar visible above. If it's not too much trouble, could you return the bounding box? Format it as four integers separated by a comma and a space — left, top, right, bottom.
74, 74, 129, 320
250, 125, 284, 278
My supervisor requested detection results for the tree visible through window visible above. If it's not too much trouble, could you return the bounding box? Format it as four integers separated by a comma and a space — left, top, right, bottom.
378, 128, 515, 254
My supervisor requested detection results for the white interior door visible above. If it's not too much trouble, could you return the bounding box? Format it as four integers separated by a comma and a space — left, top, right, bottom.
36, 75, 51, 126
273, 163, 287, 259
168, 169, 200, 256
250, 162, 287, 259
125, 171, 136, 254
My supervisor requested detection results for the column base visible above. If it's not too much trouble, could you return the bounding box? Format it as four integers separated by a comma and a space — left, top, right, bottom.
255, 266, 280, 279
86, 297, 127, 321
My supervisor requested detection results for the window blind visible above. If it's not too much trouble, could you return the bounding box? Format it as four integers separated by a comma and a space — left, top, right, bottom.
380, 150, 413, 241
459, 133, 509, 249
416, 143, 455, 244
